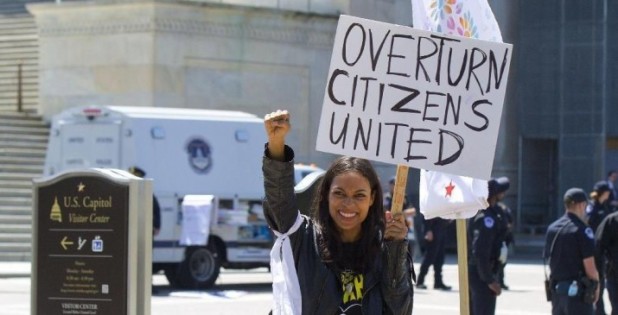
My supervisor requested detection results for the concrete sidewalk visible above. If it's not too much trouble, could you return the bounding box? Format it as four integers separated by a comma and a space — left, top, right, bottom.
0, 262, 31, 278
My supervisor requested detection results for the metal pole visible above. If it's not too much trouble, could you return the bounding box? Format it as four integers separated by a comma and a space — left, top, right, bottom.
17, 63, 23, 112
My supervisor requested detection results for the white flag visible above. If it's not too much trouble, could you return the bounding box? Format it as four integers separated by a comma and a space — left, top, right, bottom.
413, 0, 504, 219
420, 170, 488, 219
411, 0, 503, 41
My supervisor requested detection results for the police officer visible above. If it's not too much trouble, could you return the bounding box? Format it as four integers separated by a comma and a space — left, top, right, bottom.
497, 201, 514, 290
416, 217, 451, 290
596, 210, 618, 315
587, 181, 613, 315
587, 181, 613, 233
128, 166, 161, 236
468, 177, 510, 314
545, 188, 600, 315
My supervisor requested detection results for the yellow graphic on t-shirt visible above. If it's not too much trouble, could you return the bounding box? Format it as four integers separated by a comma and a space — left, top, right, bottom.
341, 271, 363, 303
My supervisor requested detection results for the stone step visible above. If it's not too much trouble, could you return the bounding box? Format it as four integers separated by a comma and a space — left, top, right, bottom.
0, 155, 44, 165
0, 40, 37, 49
0, 44, 37, 55
0, 125, 49, 135
0, 224, 31, 234
0, 88, 38, 95
0, 38, 39, 47
0, 97, 37, 106
0, 112, 44, 122
0, 182, 37, 191
0, 26, 37, 36
0, 132, 48, 142
0, 64, 37, 73
0, 163, 44, 173
0, 188, 32, 198
0, 146, 47, 154
0, 73, 37, 82
0, 19, 35, 28
0, 65, 37, 74
0, 172, 38, 182
0, 50, 37, 60
0, 205, 31, 215
0, 74, 37, 84
0, 16, 34, 25
0, 140, 47, 150
0, 15, 34, 24
0, 111, 43, 120
0, 89, 37, 98
0, 233, 31, 243
0, 214, 31, 225
0, 181, 34, 190
0, 105, 38, 113
0, 251, 31, 262
0, 199, 31, 208
0, 243, 32, 256
0, 33, 37, 42
0, 76, 38, 86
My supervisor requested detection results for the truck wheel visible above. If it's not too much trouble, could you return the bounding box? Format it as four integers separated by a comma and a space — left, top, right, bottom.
176, 245, 221, 289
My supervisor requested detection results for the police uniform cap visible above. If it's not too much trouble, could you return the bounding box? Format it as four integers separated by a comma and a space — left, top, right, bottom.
488, 177, 510, 198
592, 181, 611, 194
128, 166, 146, 177
563, 187, 588, 204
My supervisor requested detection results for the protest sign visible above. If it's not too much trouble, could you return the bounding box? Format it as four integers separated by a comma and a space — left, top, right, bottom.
316, 15, 512, 179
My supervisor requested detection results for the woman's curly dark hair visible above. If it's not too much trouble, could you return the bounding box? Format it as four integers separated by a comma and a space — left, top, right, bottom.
311, 156, 385, 272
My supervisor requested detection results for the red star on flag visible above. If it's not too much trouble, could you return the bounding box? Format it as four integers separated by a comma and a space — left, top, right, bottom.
445, 180, 455, 198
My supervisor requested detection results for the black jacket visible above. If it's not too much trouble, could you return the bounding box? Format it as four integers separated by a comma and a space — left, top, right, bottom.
468, 205, 508, 284
262, 146, 413, 315
596, 211, 618, 280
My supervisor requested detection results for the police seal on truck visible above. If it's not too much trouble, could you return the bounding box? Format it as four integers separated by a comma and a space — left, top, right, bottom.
186, 137, 212, 174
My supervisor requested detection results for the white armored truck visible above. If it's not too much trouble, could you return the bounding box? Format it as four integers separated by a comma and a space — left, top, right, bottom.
44, 105, 276, 289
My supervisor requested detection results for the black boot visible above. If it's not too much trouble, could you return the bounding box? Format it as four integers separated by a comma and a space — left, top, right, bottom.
434, 283, 452, 290
416, 274, 427, 289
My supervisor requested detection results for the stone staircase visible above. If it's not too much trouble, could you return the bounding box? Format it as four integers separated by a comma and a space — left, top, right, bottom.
0, 112, 49, 261
0, 0, 49, 113
0, 0, 53, 261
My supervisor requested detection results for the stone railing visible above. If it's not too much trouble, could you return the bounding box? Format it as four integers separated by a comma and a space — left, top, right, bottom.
183, 0, 343, 15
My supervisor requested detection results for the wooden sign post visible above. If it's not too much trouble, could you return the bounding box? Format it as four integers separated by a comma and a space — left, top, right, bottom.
456, 218, 470, 315
389, 164, 409, 214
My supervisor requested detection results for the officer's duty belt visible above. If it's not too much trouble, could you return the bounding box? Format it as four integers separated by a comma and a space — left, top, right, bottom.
553, 280, 576, 296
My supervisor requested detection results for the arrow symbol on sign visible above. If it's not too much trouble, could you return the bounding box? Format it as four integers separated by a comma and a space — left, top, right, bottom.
61, 236, 74, 250
78, 237, 87, 250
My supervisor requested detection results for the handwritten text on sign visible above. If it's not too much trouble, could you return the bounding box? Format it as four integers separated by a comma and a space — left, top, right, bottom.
316, 15, 512, 179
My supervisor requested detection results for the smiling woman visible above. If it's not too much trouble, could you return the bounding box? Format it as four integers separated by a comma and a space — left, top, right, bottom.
328, 170, 374, 243
262, 109, 414, 315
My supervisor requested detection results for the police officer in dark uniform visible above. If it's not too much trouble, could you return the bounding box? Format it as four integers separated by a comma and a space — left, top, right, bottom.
468, 177, 510, 315
596, 210, 618, 314
587, 181, 613, 315
545, 188, 600, 315
128, 166, 161, 236
416, 217, 451, 290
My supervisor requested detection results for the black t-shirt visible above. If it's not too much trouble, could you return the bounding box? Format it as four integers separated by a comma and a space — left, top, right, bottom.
336, 242, 364, 315
336, 269, 364, 315
545, 212, 595, 281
